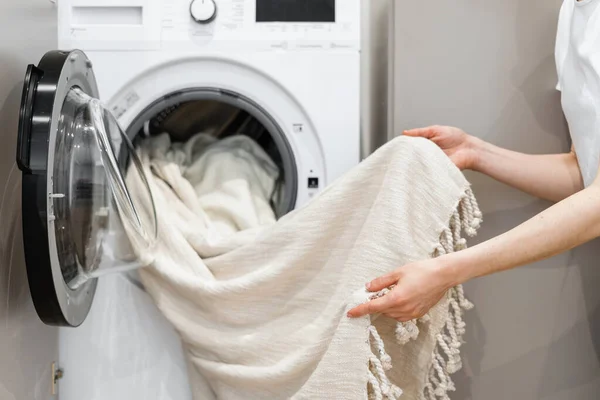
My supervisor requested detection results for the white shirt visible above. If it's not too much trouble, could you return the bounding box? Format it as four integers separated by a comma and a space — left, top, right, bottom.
555, 0, 600, 187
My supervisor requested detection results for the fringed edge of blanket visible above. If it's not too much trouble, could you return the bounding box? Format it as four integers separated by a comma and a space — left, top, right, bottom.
366, 187, 482, 400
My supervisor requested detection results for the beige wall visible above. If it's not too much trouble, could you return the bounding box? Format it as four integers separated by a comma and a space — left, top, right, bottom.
389, 1, 600, 398
0, 1, 59, 399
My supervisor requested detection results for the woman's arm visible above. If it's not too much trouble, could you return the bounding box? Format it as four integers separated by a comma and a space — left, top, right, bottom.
472, 138, 583, 202
404, 126, 584, 202
445, 173, 600, 285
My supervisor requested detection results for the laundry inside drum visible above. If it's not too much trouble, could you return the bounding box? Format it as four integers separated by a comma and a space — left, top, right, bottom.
127, 96, 298, 219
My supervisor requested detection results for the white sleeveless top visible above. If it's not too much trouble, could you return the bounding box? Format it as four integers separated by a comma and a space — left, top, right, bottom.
555, 0, 600, 187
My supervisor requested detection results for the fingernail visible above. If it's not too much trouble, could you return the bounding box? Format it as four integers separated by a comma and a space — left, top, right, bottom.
365, 282, 371, 290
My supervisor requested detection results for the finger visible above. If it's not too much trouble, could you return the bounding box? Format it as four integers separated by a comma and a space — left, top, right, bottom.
403, 127, 436, 139
366, 272, 399, 292
383, 313, 413, 323
347, 296, 393, 318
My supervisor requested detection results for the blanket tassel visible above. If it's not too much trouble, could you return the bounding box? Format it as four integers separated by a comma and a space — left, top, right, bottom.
367, 326, 403, 399
365, 188, 481, 400
420, 188, 480, 400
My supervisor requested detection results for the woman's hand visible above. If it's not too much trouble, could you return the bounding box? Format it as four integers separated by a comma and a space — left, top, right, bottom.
406, 125, 583, 202
404, 126, 480, 171
347, 258, 454, 322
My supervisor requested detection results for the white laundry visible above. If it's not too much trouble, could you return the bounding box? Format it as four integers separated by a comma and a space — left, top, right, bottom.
148, 133, 280, 236
123, 134, 482, 400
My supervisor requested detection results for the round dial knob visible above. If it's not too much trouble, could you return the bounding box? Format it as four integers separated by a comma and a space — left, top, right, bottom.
190, 0, 217, 23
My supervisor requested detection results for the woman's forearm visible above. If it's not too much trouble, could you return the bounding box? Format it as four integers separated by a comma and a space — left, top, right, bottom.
471, 138, 583, 202
444, 183, 600, 285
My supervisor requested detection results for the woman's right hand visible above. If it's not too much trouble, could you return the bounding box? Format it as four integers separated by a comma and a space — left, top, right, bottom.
403, 126, 481, 170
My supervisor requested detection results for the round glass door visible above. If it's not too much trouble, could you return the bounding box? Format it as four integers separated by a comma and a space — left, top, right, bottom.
53, 88, 157, 289
17, 50, 157, 327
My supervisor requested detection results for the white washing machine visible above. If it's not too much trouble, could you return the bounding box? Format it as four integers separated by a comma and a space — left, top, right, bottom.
16, 0, 361, 398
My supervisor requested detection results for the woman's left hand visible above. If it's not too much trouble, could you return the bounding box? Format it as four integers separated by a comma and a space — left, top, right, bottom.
347, 258, 454, 322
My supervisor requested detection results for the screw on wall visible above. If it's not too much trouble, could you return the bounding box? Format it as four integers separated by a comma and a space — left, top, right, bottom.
51, 362, 64, 396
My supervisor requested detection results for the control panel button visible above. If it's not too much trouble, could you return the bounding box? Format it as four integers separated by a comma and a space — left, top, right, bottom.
308, 177, 319, 189
190, 0, 217, 24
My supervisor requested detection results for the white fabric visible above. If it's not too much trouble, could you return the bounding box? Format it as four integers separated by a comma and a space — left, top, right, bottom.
124, 134, 481, 400
555, 0, 600, 187
150, 132, 280, 235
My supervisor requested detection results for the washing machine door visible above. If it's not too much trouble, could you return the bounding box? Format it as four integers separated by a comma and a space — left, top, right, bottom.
16, 50, 157, 327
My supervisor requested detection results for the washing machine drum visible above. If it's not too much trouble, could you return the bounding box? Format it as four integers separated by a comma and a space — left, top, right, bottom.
124, 88, 298, 219
17, 50, 158, 327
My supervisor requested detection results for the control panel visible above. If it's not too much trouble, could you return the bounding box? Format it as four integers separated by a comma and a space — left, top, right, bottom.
58, 0, 360, 51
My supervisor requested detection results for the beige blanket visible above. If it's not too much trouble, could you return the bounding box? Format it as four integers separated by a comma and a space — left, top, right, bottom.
123, 134, 481, 400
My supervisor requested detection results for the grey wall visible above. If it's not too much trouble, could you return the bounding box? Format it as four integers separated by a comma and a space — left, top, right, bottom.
391, 1, 600, 399
360, 0, 393, 158
0, 1, 59, 399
